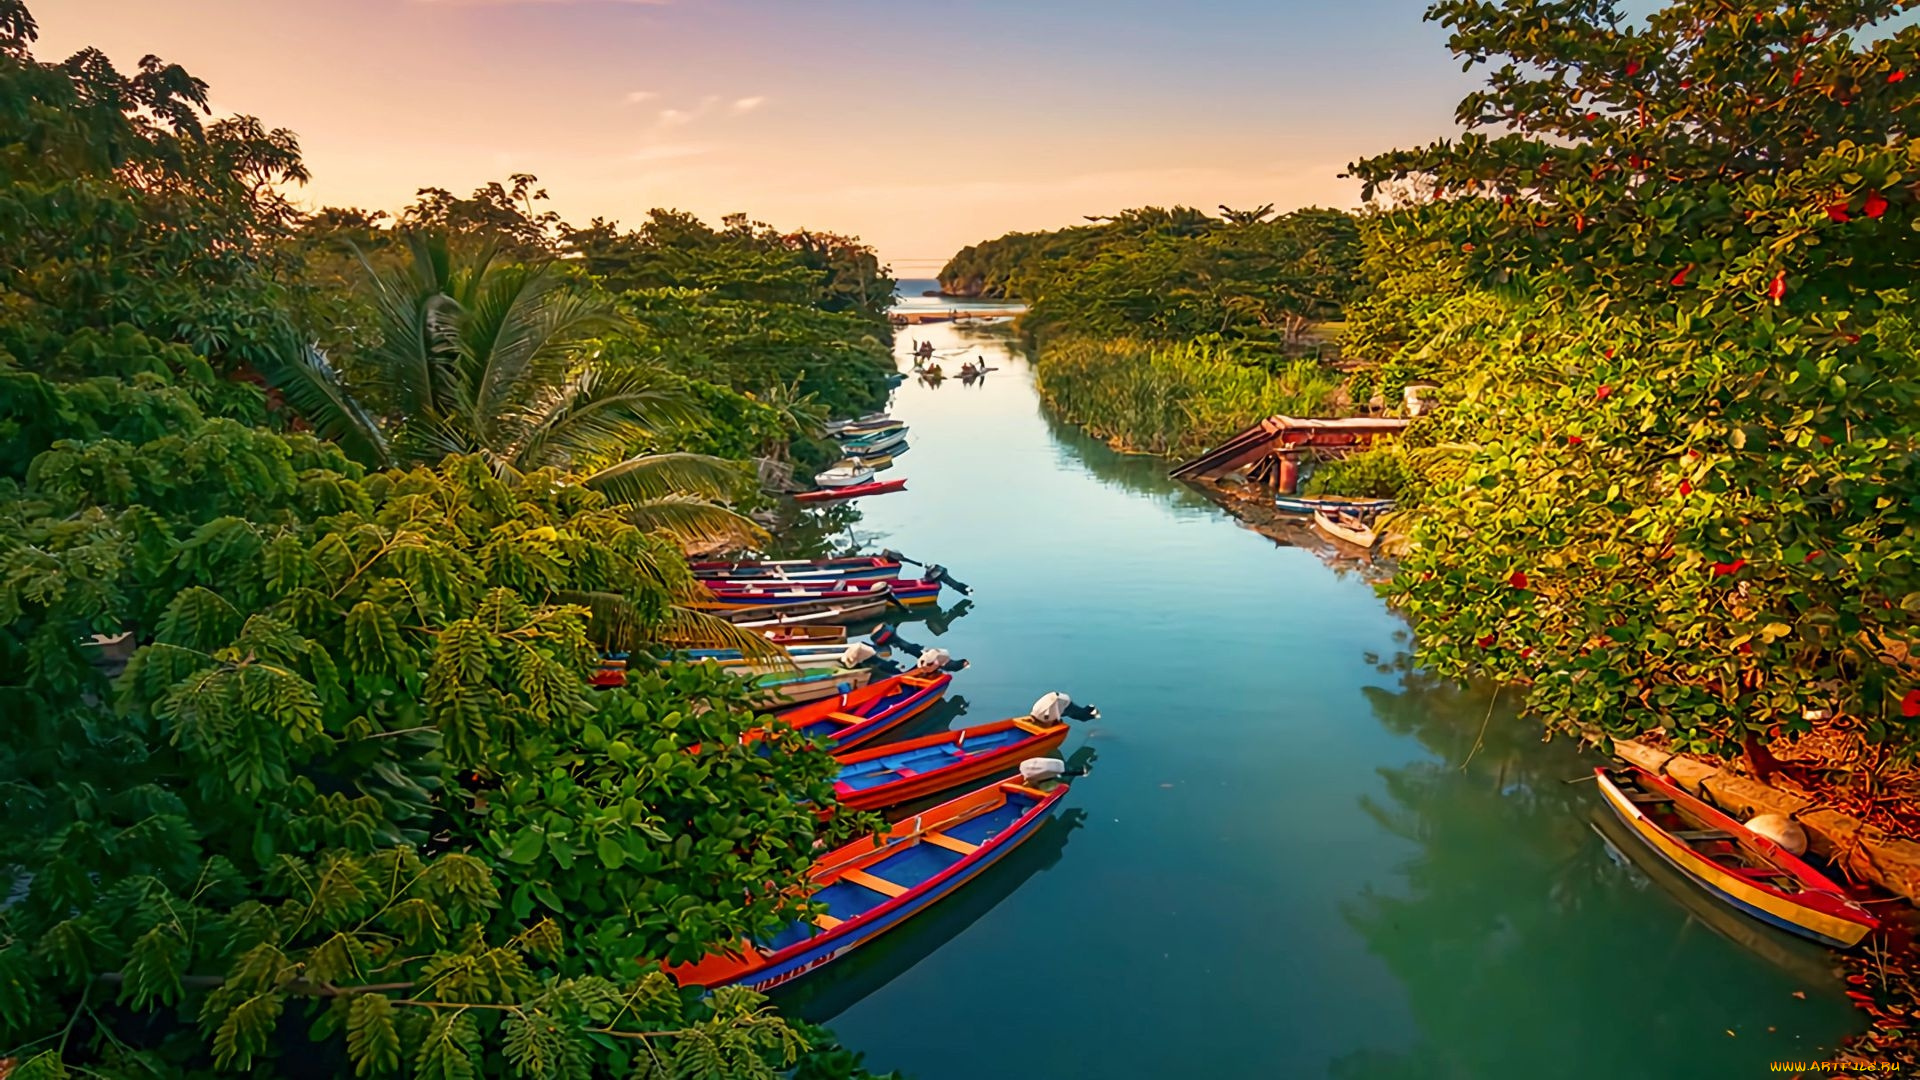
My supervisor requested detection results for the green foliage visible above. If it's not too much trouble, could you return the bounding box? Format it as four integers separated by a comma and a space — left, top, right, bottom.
1304, 442, 1419, 500
942, 206, 1363, 349
567, 210, 897, 332
1033, 337, 1340, 456
0, 6, 901, 1076
1347, 0, 1920, 760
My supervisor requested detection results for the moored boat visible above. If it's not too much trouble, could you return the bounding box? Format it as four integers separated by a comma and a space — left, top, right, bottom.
769, 670, 954, 752
837, 427, 909, 455
1273, 494, 1395, 516
835, 450, 894, 470
814, 464, 877, 488
794, 478, 908, 504
762, 624, 847, 645
824, 412, 893, 436
830, 716, 1074, 812
706, 579, 943, 608
695, 556, 905, 584
746, 665, 874, 708
1312, 508, 1378, 548
666, 777, 1068, 992
725, 599, 891, 627
1593, 765, 1879, 948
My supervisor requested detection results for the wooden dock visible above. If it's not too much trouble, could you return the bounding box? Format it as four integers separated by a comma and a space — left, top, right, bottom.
890, 307, 1024, 326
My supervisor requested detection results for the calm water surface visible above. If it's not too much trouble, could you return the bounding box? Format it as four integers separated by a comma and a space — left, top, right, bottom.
783, 318, 1861, 1078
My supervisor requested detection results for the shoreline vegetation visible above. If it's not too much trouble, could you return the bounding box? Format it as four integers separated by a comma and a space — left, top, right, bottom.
0, 4, 906, 1076
943, 0, 1920, 1065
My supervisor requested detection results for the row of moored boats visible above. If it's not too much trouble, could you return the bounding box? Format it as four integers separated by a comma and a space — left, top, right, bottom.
801, 413, 912, 503
595, 549, 1101, 992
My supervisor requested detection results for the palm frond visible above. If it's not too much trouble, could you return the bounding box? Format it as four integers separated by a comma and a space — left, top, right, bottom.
655, 604, 792, 660
356, 235, 464, 426
583, 452, 748, 503
257, 338, 391, 467
619, 494, 768, 551
512, 364, 707, 471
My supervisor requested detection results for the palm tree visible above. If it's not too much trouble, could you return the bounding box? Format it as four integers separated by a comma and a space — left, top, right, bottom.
266, 234, 777, 656
268, 233, 765, 550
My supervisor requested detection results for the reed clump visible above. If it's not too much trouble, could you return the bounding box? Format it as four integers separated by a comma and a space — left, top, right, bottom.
1034, 337, 1339, 456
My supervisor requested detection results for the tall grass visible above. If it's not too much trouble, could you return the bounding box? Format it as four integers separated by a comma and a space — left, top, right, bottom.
1033, 337, 1340, 456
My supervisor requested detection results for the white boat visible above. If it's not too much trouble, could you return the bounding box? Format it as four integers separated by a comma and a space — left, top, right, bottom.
824, 413, 893, 436
814, 464, 877, 488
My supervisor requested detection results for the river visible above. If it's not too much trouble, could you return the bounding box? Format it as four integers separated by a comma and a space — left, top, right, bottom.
780, 311, 1862, 1078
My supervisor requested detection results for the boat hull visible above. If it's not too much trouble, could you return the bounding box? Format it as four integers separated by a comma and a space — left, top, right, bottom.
772, 671, 952, 751
794, 478, 908, 504
837, 428, 909, 455
1274, 495, 1395, 516
832, 719, 1070, 811
1594, 767, 1876, 948
727, 599, 890, 626
1312, 508, 1378, 548
748, 667, 874, 708
669, 780, 1066, 992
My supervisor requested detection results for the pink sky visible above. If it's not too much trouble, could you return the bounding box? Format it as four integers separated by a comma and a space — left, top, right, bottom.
35, 0, 1469, 271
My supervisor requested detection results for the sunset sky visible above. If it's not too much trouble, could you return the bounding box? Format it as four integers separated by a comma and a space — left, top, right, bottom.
35, 0, 1475, 273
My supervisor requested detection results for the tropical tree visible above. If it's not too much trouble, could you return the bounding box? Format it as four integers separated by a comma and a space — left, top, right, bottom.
264, 233, 766, 550
1347, 0, 1920, 773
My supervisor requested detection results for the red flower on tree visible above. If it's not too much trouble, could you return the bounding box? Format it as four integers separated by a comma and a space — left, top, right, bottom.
1768, 271, 1787, 301
1476, 634, 1497, 649
1711, 558, 1747, 577
1509, 570, 1530, 589
1670, 265, 1692, 286
1903, 690, 1920, 718
1827, 202, 1851, 223
1678, 479, 1692, 496
1595, 384, 1612, 401
1865, 190, 1888, 219
1566, 434, 1583, 446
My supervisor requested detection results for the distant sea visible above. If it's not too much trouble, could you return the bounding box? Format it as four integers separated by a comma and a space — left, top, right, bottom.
890, 277, 1016, 312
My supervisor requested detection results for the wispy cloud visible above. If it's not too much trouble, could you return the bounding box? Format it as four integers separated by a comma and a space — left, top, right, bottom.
624, 90, 658, 104
658, 108, 692, 126
731, 96, 767, 114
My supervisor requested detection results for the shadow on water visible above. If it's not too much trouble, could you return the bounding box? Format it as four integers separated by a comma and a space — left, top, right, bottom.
1327, 654, 1860, 1079
776, 807, 1088, 1025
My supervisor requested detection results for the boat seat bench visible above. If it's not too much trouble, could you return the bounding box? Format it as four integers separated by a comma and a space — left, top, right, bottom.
1671, 828, 1733, 841
922, 833, 979, 855
840, 869, 907, 897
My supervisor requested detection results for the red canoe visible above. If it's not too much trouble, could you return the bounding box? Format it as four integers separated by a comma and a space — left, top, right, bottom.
794, 479, 908, 504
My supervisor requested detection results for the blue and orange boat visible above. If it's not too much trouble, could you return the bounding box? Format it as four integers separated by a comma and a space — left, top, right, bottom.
831, 716, 1073, 812
667, 777, 1068, 992
1594, 766, 1879, 948
769, 670, 954, 752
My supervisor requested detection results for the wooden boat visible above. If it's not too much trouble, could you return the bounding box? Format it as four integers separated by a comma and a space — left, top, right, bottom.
673, 644, 851, 666
813, 464, 876, 488
835, 451, 894, 471
1272, 494, 1395, 516
706, 579, 942, 609
830, 717, 1073, 812
794, 478, 908, 504
1593, 766, 1879, 948
726, 599, 891, 627
837, 427, 909, 455
768, 670, 954, 752
747, 665, 874, 708
667, 778, 1068, 991
695, 555, 899, 575
1313, 508, 1378, 548
762, 624, 847, 645
824, 412, 892, 436
696, 556, 905, 584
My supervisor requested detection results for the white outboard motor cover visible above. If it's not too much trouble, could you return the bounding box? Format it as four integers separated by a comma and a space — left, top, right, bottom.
837, 642, 878, 668
1747, 813, 1808, 856
1019, 757, 1067, 784
914, 648, 952, 672
1029, 692, 1072, 725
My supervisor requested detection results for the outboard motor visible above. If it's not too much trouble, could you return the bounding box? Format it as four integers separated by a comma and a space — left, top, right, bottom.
923, 564, 972, 595
1029, 692, 1101, 725
868, 626, 968, 670
837, 642, 878, 669
912, 647, 968, 674
1019, 757, 1067, 784
877, 548, 921, 568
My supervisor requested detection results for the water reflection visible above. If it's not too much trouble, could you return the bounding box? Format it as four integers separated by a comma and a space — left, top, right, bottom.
780, 807, 1088, 1024
1331, 658, 1859, 1078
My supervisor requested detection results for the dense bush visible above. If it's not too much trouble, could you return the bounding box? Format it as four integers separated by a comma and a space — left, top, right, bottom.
1033, 337, 1339, 456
